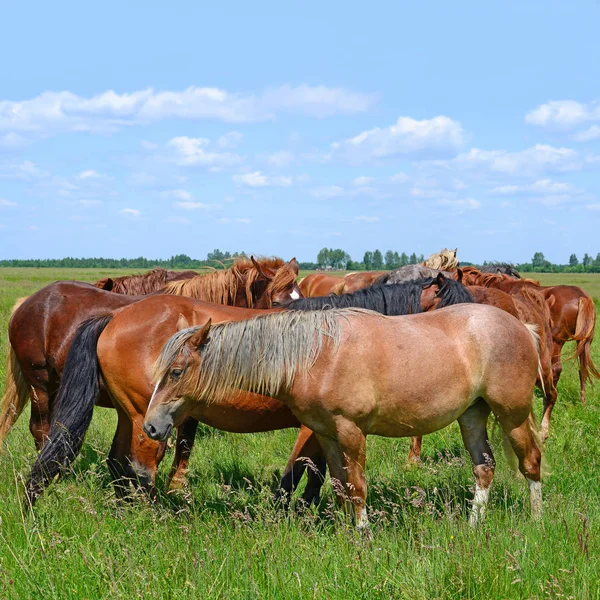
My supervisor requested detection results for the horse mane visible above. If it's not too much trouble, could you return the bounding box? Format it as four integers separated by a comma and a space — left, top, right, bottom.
154, 310, 350, 402
383, 265, 453, 285
437, 277, 475, 306
480, 262, 521, 278
162, 257, 287, 305
262, 259, 300, 308
94, 268, 195, 295
461, 266, 539, 287
422, 248, 458, 271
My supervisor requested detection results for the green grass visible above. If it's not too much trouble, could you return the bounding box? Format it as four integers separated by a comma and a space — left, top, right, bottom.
0, 268, 599, 599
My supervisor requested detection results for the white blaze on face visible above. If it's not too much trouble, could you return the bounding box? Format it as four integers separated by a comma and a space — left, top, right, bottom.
147, 381, 161, 412
290, 290, 300, 300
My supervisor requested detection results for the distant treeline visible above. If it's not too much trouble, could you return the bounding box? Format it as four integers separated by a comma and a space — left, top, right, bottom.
1, 249, 600, 273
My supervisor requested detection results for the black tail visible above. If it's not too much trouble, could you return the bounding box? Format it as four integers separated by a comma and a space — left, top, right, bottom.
26, 315, 113, 506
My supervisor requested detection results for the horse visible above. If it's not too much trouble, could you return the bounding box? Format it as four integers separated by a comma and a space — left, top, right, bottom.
0, 257, 301, 453
407, 284, 556, 462
422, 247, 459, 270
23, 276, 467, 504
145, 305, 544, 530
479, 262, 521, 278
377, 265, 455, 285
299, 273, 344, 297
459, 267, 599, 403
94, 268, 199, 294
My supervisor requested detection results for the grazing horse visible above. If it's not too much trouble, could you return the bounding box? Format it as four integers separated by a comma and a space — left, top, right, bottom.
145, 305, 544, 529
23, 276, 467, 504
0, 257, 301, 453
94, 268, 198, 294
460, 267, 599, 404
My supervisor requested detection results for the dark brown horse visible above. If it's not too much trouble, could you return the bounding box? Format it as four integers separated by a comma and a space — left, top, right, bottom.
94, 268, 199, 294
0, 257, 301, 452
460, 267, 599, 404
24, 276, 469, 504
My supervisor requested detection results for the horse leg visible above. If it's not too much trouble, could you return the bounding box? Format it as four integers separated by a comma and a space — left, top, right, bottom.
107, 406, 134, 496
540, 377, 558, 442
168, 417, 199, 490
278, 425, 326, 506
457, 400, 495, 526
551, 341, 564, 392
315, 420, 369, 535
498, 415, 543, 520
28, 384, 51, 451
407, 436, 422, 464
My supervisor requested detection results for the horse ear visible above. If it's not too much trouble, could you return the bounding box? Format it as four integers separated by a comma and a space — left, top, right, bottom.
177, 313, 190, 331
101, 278, 114, 291
287, 257, 299, 274
456, 268, 464, 284
251, 256, 276, 280
435, 272, 447, 287
546, 294, 556, 310
187, 319, 212, 350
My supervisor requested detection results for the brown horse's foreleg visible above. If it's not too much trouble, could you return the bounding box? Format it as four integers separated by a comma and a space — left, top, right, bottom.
107, 406, 134, 496
278, 426, 326, 506
168, 417, 199, 490
551, 341, 564, 393
408, 436, 422, 464
457, 400, 494, 526
315, 421, 369, 535
540, 379, 558, 441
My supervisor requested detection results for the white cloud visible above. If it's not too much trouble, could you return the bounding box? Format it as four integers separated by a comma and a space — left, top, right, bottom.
217, 131, 244, 148
0, 199, 17, 207
310, 185, 345, 198
352, 176, 373, 186
167, 216, 192, 224
490, 179, 582, 196
0, 85, 375, 139
585, 204, 600, 211
267, 151, 294, 167
175, 201, 210, 210
526, 100, 600, 129
573, 125, 600, 142
129, 172, 158, 186
233, 171, 294, 187
0, 132, 28, 149
78, 169, 101, 179
327, 115, 465, 164
0, 160, 47, 180
431, 144, 582, 177
160, 189, 193, 201
168, 136, 242, 167
354, 215, 379, 222
119, 208, 140, 217
78, 199, 102, 207
437, 198, 481, 211
390, 171, 410, 183
235, 218, 252, 224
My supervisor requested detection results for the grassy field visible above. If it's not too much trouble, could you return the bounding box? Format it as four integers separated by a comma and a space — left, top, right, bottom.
0, 268, 599, 599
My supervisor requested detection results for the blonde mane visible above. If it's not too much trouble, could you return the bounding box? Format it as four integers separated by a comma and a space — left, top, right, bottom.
152, 309, 368, 403
422, 248, 459, 271
162, 257, 293, 306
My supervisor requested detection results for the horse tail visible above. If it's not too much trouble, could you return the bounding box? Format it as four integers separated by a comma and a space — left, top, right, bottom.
0, 298, 30, 448
26, 314, 113, 505
501, 411, 546, 475
572, 296, 600, 386
523, 323, 545, 397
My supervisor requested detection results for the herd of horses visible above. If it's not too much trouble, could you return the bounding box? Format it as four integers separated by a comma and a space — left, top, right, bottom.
0, 251, 597, 532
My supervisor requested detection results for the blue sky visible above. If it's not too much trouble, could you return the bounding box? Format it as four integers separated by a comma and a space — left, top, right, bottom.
1, 0, 599, 264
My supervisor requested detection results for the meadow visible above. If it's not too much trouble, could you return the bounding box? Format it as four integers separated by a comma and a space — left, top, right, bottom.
0, 268, 599, 599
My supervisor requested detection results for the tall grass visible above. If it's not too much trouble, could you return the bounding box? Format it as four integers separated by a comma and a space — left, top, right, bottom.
0, 269, 599, 599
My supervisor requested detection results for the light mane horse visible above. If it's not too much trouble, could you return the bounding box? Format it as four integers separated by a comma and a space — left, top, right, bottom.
146, 305, 543, 530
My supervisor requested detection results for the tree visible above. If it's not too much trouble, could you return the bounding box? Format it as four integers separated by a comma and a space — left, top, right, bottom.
531, 252, 546, 268
207, 249, 226, 261
372, 249, 383, 269
363, 251, 374, 270
409, 252, 418, 265
583, 253, 592, 267
569, 253, 579, 267
317, 248, 331, 268
400, 252, 408, 266
384, 250, 397, 269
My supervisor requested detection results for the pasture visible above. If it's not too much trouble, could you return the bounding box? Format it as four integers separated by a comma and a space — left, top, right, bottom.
0, 268, 599, 599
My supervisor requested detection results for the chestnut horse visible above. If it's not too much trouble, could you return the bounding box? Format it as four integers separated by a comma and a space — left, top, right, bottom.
24, 276, 468, 504
299, 273, 343, 297
94, 268, 198, 294
460, 267, 599, 403
145, 305, 544, 529
0, 257, 301, 452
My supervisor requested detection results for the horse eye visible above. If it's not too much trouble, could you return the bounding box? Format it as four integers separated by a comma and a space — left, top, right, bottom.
171, 368, 183, 380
